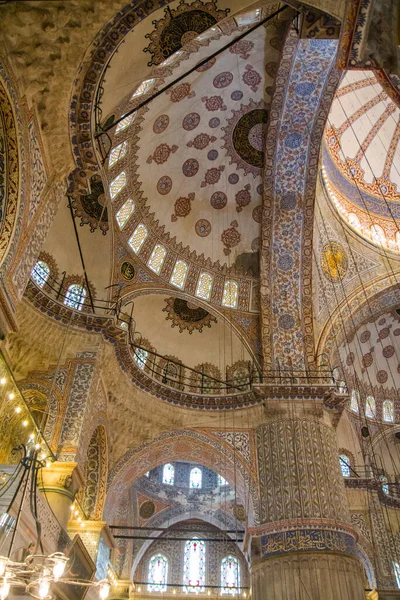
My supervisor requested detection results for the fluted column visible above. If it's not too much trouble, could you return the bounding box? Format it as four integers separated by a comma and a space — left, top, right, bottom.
250, 395, 366, 600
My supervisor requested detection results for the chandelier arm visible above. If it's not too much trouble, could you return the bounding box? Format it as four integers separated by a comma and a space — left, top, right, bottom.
0, 462, 23, 500
30, 455, 43, 555
6, 455, 32, 559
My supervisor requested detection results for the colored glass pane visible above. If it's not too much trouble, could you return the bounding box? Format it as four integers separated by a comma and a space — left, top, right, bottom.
183, 538, 206, 592
339, 455, 350, 477
32, 261, 50, 288
218, 475, 228, 486
162, 463, 174, 485
393, 562, 400, 588
134, 348, 148, 370
129, 224, 148, 254
196, 272, 213, 301
350, 390, 359, 413
109, 171, 126, 199
381, 476, 389, 496
190, 467, 202, 488
148, 244, 167, 274
383, 399, 394, 423
222, 280, 238, 309
116, 198, 135, 229
64, 284, 86, 311
366, 396, 376, 419
170, 260, 188, 289
221, 556, 240, 594
148, 554, 168, 592
116, 113, 136, 133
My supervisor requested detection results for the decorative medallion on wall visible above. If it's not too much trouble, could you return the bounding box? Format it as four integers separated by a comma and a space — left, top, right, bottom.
70, 174, 109, 234
163, 297, 217, 333
221, 100, 268, 177
234, 504, 246, 522
321, 242, 349, 282
139, 500, 156, 519
143, 0, 230, 66
120, 261, 136, 281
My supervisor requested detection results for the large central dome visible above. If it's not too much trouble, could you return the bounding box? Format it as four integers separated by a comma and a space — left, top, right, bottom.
322, 70, 400, 251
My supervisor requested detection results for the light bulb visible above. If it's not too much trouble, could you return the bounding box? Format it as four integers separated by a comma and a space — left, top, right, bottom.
38, 578, 50, 599
0, 577, 10, 600
22, 421, 28, 427
52, 554, 68, 581
207, 592, 211, 596
99, 581, 111, 599
14, 407, 21, 414
138, 587, 141, 593
8, 393, 14, 400
0, 559, 7, 578
0, 378, 6, 385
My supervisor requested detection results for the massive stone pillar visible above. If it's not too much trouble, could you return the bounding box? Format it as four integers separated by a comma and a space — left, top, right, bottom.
250, 392, 366, 600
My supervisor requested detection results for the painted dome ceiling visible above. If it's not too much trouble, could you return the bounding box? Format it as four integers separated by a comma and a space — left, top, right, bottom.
105, 10, 285, 275
323, 70, 400, 251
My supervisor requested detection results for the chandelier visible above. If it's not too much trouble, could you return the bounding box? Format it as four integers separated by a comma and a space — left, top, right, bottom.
0, 441, 111, 600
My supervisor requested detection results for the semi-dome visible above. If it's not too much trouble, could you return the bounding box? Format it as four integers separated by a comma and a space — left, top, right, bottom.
322, 70, 400, 251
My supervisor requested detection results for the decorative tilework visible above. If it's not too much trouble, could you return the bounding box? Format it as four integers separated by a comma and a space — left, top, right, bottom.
27, 119, 47, 223
260, 34, 340, 370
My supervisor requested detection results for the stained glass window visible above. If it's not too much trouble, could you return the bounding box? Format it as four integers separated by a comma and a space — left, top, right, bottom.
116, 198, 135, 229
383, 399, 394, 423
109, 141, 128, 168
218, 475, 228, 486
148, 244, 167, 275
129, 224, 148, 254
163, 463, 175, 485
190, 467, 202, 488
222, 280, 239, 309
393, 561, 400, 588
350, 390, 359, 413
196, 272, 213, 301
221, 556, 240, 594
396, 232, 400, 251
339, 455, 351, 477
32, 261, 50, 288
109, 172, 126, 199
381, 475, 389, 496
134, 348, 148, 370
132, 79, 155, 99
366, 396, 376, 419
170, 260, 188, 289
64, 284, 86, 311
183, 538, 206, 592
148, 554, 168, 592
116, 113, 136, 134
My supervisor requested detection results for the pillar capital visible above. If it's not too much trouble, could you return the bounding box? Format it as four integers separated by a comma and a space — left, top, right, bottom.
38, 461, 84, 500
67, 520, 114, 564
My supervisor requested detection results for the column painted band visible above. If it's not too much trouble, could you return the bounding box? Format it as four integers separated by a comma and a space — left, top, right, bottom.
261, 528, 357, 559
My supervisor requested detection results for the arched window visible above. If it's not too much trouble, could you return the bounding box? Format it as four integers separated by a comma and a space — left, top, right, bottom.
109, 171, 126, 199
381, 475, 389, 496
190, 467, 202, 488
396, 232, 400, 251
163, 463, 174, 485
221, 556, 240, 594
170, 260, 188, 289
339, 454, 351, 477
148, 244, 167, 274
64, 284, 86, 311
129, 224, 148, 254
134, 348, 148, 370
348, 213, 361, 229
115, 112, 136, 134
196, 272, 213, 301
393, 561, 400, 588
148, 554, 168, 592
218, 474, 228, 486
116, 198, 135, 229
109, 140, 128, 168
332, 367, 346, 394
222, 281, 239, 309
371, 224, 386, 246
383, 399, 394, 423
32, 260, 50, 288
183, 538, 206, 592
365, 396, 376, 419
132, 79, 155, 99
350, 390, 360, 413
